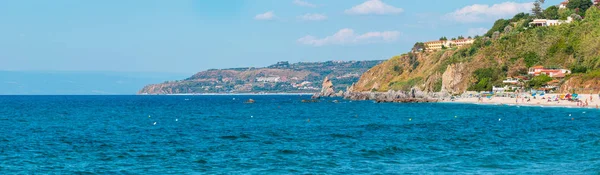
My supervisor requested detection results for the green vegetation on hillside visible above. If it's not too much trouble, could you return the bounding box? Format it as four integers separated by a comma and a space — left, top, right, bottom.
353, 4, 600, 93
139, 60, 383, 94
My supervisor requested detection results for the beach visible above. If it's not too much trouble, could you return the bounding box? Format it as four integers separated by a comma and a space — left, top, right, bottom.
448, 93, 600, 108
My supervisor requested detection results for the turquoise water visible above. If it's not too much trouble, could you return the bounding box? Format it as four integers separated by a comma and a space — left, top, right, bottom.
1, 95, 599, 174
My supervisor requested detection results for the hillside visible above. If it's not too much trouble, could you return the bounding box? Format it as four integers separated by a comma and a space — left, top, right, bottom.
138, 60, 382, 94
352, 7, 600, 94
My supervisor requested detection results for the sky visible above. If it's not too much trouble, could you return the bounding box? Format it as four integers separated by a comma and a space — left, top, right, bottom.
0, 0, 562, 74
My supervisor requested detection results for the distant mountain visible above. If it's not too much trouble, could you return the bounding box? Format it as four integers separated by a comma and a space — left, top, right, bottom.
138, 60, 383, 94
0, 71, 189, 95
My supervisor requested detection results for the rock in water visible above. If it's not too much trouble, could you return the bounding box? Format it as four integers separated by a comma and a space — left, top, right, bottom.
319, 77, 336, 97
335, 90, 344, 97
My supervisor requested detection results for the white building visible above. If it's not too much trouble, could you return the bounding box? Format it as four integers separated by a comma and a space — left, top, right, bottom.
529, 17, 572, 27
502, 77, 520, 84
559, 0, 569, 9
256, 77, 281, 83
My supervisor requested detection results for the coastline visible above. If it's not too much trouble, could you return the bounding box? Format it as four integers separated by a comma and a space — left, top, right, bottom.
444, 93, 600, 109
138, 93, 314, 96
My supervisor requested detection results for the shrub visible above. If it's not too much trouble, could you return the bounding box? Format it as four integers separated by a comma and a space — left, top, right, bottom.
393, 65, 404, 74
527, 74, 553, 88
468, 68, 502, 92
523, 52, 540, 68
433, 79, 443, 92
485, 19, 510, 37
571, 65, 588, 73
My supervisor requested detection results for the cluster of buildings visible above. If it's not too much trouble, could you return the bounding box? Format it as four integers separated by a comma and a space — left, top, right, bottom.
256, 77, 281, 83
424, 38, 475, 51
495, 66, 572, 93
527, 66, 571, 78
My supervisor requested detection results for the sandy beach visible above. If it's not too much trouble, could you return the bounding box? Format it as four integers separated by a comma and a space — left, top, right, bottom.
448, 94, 600, 109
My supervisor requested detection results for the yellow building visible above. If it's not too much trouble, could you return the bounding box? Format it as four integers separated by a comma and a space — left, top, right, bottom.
452, 39, 474, 47
424, 40, 445, 51
424, 39, 474, 51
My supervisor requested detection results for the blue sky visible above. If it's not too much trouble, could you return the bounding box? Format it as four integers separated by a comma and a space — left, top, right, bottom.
0, 0, 561, 73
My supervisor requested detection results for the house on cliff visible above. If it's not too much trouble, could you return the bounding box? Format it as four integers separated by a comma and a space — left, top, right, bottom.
529, 18, 572, 27
528, 66, 571, 78
424, 38, 474, 51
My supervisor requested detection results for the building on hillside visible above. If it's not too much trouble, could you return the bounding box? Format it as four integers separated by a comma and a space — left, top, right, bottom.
541, 80, 561, 92
502, 77, 521, 84
268, 61, 290, 68
529, 18, 572, 27
424, 40, 446, 51
559, 0, 569, 9
451, 39, 475, 47
528, 66, 571, 78
256, 76, 281, 83
424, 38, 474, 51
594, 0, 599, 5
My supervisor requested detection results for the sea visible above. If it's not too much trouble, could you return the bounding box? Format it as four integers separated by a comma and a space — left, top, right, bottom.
0, 95, 599, 174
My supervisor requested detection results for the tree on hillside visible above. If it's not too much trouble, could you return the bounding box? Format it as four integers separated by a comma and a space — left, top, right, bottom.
468, 36, 473, 39
451, 37, 457, 40
527, 74, 552, 89
485, 19, 510, 37
568, 0, 594, 16
585, 4, 600, 20
559, 8, 575, 19
532, 0, 546, 18
457, 36, 465, 39
511, 12, 530, 22
412, 42, 425, 52
544, 6, 560, 19
439, 36, 448, 41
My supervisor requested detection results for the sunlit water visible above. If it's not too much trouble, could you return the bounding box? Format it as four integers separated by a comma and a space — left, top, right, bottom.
1, 95, 599, 174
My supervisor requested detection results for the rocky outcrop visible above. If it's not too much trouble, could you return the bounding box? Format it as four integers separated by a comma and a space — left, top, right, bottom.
559, 76, 600, 94
441, 63, 471, 94
320, 77, 335, 97
138, 82, 192, 94
343, 89, 448, 103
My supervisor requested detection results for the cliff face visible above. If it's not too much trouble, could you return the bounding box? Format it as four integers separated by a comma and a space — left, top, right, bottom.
351, 50, 480, 94
560, 76, 600, 93
351, 7, 600, 94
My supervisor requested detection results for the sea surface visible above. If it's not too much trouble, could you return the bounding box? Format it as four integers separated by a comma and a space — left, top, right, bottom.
1, 95, 599, 174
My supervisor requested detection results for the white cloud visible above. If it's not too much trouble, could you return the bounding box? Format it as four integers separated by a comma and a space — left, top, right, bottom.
445, 2, 534, 23
293, 0, 316, 8
467, 28, 489, 37
298, 28, 400, 46
298, 13, 327, 21
345, 0, 404, 15
254, 11, 275, 20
